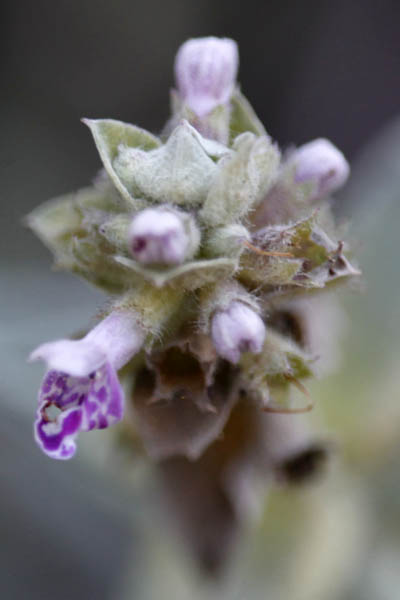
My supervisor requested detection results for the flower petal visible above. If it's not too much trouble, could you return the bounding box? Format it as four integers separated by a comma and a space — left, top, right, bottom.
30, 310, 144, 376
81, 362, 123, 431
35, 407, 82, 460
30, 339, 106, 378
34, 364, 124, 460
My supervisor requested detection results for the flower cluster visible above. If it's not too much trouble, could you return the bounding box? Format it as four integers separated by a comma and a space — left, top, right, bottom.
28, 36, 359, 568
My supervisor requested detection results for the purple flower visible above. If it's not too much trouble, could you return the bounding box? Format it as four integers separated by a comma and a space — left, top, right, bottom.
174, 37, 239, 117
128, 207, 189, 265
292, 138, 350, 198
30, 310, 144, 459
211, 301, 266, 364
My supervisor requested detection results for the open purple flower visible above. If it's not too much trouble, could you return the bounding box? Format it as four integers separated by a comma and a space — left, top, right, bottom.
30, 310, 144, 459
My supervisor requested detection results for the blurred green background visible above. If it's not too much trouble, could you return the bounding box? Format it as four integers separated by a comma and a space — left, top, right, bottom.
1, 1, 400, 598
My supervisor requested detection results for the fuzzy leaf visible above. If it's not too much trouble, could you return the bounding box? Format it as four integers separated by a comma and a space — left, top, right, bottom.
249, 165, 321, 230
229, 89, 267, 141
189, 121, 232, 158
83, 118, 161, 208
113, 120, 217, 206
254, 215, 327, 258
240, 329, 314, 405
239, 256, 303, 288
200, 104, 231, 146
27, 193, 84, 268
299, 243, 361, 289
238, 214, 356, 290
113, 255, 237, 290
200, 132, 280, 226
202, 224, 250, 259
115, 283, 188, 341
28, 185, 133, 277
71, 235, 134, 293
168, 89, 232, 146
97, 214, 132, 254
76, 180, 127, 214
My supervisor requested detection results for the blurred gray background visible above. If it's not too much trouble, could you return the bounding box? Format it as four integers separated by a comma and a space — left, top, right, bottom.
1, 1, 400, 598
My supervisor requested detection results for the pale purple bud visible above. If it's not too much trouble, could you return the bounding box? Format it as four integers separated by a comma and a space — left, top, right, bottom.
30, 310, 144, 459
292, 138, 350, 198
174, 37, 239, 117
211, 301, 266, 364
128, 208, 189, 265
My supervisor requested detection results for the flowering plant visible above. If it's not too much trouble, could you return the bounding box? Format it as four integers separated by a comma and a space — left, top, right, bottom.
28, 36, 359, 568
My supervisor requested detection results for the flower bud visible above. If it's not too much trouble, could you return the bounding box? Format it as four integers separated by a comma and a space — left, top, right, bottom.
174, 36, 239, 117
211, 301, 266, 364
128, 208, 190, 265
292, 138, 350, 198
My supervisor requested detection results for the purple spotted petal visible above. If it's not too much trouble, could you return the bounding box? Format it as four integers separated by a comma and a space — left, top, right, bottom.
80, 362, 123, 431
34, 364, 124, 460
35, 406, 83, 460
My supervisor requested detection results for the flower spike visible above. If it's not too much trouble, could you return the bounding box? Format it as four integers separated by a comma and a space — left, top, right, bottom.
26, 35, 360, 569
